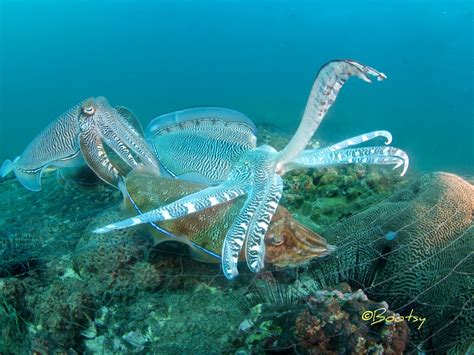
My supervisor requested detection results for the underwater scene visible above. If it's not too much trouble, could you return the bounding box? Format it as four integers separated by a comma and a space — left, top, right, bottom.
0, 0, 472, 354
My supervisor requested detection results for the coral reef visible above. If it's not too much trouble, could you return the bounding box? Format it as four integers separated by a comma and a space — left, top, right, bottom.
310, 172, 473, 354
281, 166, 406, 233
232, 283, 409, 354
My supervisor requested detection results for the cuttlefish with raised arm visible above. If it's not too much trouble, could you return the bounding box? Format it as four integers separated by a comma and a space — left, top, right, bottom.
2, 97, 159, 190
95, 60, 410, 280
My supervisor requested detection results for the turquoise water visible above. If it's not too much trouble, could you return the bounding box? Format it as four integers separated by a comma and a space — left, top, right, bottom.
0, 2, 473, 353
0, 0, 472, 173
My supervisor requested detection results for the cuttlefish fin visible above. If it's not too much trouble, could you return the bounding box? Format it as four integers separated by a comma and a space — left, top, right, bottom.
188, 244, 221, 263
146, 106, 257, 138
115, 106, 145, 137
149, 227, 220, 263
147, 225, 220, 263
2, 157, 43, 191
1, 158, 16, 178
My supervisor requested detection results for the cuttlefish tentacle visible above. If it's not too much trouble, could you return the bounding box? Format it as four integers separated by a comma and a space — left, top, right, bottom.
277, 60, 387, 173
288, 146, 409, 176
1, 103, 83, 191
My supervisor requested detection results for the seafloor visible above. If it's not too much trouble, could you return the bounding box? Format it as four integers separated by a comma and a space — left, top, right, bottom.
0, 126, 472, 354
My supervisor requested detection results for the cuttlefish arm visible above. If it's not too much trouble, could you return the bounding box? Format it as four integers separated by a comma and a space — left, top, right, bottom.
56, 106, 148, 188
115, 106, 145, 137
222, 173, 283, 279
79, 124, 122, 186
286, 131, 409, 176
77, 97, 160, 187
98, 109, 157, 169
288, 146, 409, 176
1, 103, 83, 191
245, 175, 283, 273
94, 180, 249, 233
320, 130, 392, 152
276, 60, 387, 174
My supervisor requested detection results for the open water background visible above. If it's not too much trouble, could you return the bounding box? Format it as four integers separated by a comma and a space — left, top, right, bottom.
0, 0, 472, 174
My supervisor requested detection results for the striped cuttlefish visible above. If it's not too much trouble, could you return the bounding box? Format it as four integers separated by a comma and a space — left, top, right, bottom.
2, 97, 159, 191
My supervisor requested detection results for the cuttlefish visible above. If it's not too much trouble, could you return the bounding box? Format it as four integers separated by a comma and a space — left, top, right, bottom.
120, 168, 334, 268
96, 60, 410, 280
2, 97, 159, 191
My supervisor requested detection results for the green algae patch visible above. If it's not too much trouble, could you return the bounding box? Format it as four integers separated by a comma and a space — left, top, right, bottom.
245, 320, 282, 345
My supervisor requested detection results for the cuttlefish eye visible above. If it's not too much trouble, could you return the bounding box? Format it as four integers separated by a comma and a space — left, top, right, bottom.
270, 233, 285, 246
82, 105, 96, 116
